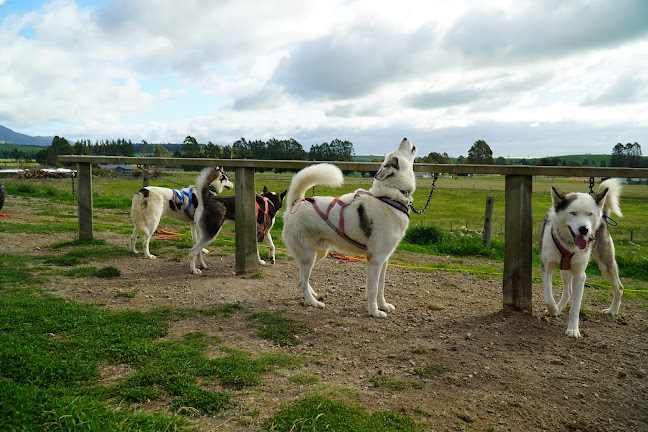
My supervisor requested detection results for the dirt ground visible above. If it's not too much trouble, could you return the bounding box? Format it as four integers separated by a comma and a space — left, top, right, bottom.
2, 196, 647, 432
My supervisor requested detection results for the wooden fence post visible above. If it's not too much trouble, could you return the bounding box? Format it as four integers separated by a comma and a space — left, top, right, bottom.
483, 196, 494, 246
234, 167, 259, 274
142, 164, 149, 187
503, 175, 533, 312
77, 162, 93, 240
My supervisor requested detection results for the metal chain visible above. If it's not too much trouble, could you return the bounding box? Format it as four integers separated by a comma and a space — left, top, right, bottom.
409, 173, 439, 215
589, 176, 595, 195
71, 169, 76, 203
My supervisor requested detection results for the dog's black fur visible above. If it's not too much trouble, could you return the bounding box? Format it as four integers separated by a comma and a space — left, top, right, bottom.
189, 166, 286, 274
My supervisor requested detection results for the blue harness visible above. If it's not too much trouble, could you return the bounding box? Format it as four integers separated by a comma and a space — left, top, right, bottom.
172, 186, 195, 221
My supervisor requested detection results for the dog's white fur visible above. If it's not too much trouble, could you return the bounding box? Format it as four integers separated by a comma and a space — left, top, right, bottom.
130, 170, 233, 259
189, 167, 286, 274
282, 138, 417, 317
539, 178, 624, 338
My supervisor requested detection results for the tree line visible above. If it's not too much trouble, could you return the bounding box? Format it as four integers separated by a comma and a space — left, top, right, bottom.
175, 136, 354, 162
28, 135, 355, 167
6, 135, 645, 169
422, 140, 645, 168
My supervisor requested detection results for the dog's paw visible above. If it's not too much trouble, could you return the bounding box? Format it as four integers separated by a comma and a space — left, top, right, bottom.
270, 258, 276, 264
306, 299, 325, 308
545, 304, 559, 316
369, 309, 388, 318
602, 306, 619, 316
202, 248, 209, 254
379, 303, 395, 312
145, 254, 157, 259
565, 328, 581, 338
258, 259, 267, 265
191, 268, 203, 275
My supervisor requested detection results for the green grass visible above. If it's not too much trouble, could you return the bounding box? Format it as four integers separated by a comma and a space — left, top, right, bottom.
412, 362, 450, 379
246, 310, 312, 346
264, 395, 425, 432
0, 284, 306, 430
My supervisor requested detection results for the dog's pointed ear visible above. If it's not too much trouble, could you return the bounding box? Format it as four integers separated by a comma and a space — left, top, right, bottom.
263, 186, 269, 194
593, 188, 609, 208
551, 187, 567, 208
375, 156, 400, 180
280, 190, 287, 201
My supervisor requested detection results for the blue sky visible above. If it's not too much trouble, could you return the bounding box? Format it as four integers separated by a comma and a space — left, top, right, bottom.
1, 0, 648, 157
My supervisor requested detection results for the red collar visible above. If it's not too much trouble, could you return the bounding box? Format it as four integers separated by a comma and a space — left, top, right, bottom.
552, 229, 574, 270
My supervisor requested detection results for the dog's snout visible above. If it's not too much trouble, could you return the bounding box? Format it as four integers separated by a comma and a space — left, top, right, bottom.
578, 226, 589, 235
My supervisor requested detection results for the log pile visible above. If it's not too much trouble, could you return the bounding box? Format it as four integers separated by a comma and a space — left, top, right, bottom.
15, 169, 75, 179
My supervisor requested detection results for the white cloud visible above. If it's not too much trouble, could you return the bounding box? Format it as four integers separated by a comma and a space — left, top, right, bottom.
0, 0, 647, 156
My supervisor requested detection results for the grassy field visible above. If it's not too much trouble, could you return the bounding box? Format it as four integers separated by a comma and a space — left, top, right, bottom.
3, 169, 647, 283
4, 168, 647, 240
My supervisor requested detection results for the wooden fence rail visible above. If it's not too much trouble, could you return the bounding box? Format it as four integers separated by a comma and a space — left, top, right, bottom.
58, 155, 648, 314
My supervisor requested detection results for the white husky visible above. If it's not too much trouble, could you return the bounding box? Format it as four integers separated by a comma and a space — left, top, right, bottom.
539, 178, 624, 338
282, 138, 417, 318
130, 167, 233, 259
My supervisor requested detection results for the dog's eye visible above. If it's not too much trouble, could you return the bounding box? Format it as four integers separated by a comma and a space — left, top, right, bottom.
570, 211, 576, 216
588, 212, 593, 216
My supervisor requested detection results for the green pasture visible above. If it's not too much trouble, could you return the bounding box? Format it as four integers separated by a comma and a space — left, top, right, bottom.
3, 169, 647, 286
4, 168, 647, 242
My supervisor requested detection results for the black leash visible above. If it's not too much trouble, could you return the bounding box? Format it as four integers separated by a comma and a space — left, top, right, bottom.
409, 173, 438, 215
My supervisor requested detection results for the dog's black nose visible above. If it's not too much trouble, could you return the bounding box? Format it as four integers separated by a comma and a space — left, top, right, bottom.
578, 226, 589, 235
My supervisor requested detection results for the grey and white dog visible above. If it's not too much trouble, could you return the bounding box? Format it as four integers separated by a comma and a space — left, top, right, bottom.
539, 178, 624, 338
282, 138, 417, 318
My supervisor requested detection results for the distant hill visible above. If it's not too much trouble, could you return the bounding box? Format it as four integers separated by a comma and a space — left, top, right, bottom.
0, 125, 53, 146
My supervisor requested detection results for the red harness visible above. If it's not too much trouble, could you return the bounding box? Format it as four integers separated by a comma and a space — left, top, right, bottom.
552, 229, 575, 271
255, 195, 271, 242
297, 189, 410, 251
552, 227, 600, 270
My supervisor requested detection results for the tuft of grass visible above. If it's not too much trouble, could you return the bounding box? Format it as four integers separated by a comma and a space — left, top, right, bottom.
264, 395, 425, 432
288, 374, 319, 385
246, 310, 312, 346
412, 362, 450, 379
201, 303, 243, 318
44, 255, 84, 266
205, 347, 301, 389
96, 266, 121, 278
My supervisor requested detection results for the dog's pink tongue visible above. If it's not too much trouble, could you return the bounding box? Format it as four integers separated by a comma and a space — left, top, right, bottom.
575, 235, 588, 250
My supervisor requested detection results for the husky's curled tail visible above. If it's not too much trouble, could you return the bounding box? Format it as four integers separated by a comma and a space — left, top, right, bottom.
285, 163, 344, 206
598, 178, 623, 218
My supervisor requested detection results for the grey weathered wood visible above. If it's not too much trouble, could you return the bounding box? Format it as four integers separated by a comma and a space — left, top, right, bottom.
234, 167, 259, 274
77, 162, 93, 240
142, 164, 149, 187
503, 176, 533, 312
483, 196, 494, 246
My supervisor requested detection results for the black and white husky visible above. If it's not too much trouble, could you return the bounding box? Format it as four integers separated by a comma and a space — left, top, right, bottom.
282, 138, 417, 318
539, 178, 624, 338
130, 167, 233, 259
188, 166, 286, 274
